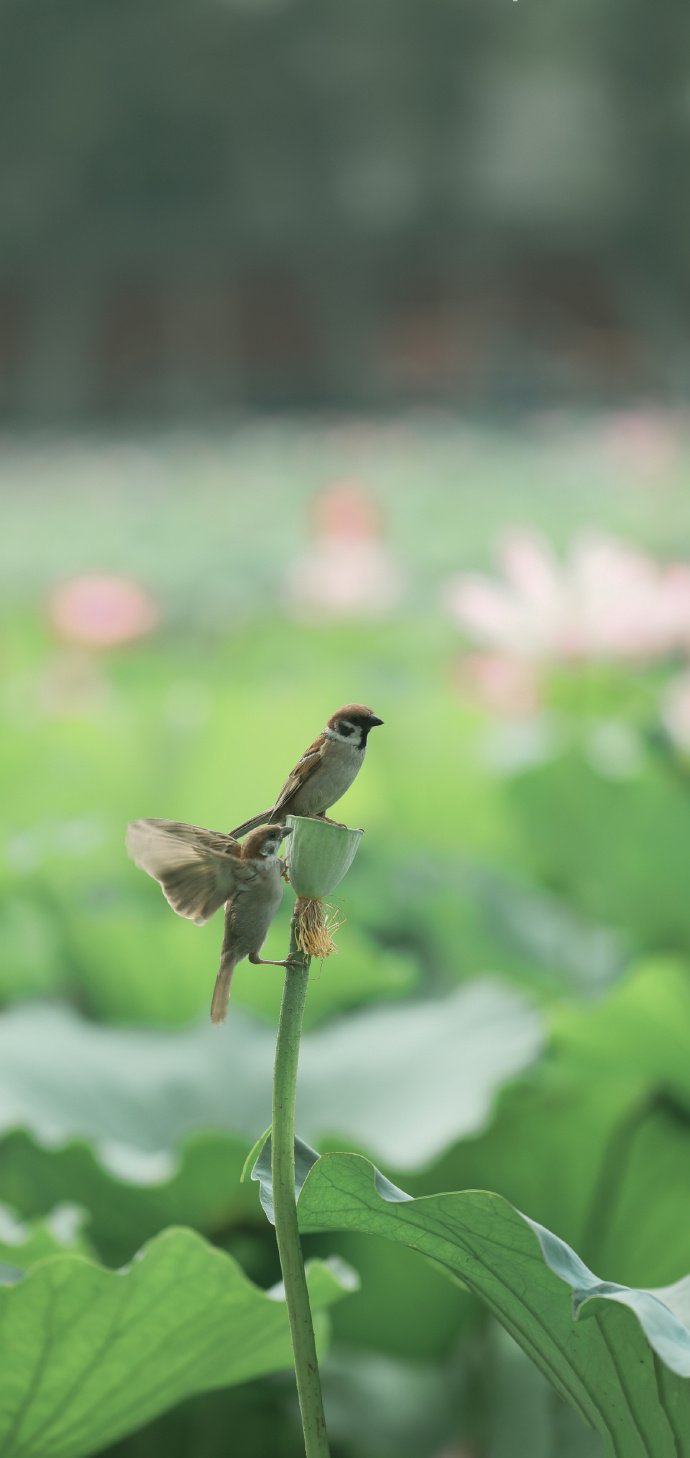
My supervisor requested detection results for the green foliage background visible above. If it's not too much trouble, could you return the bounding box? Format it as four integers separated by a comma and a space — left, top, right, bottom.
4, 420, 690, 1456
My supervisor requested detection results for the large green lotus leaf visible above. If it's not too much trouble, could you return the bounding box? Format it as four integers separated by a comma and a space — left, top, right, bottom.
410, 961, 690, 1287
581, 1097, 690, 1288
0, 984, 541, 1263
313, 1056, 669, 1363
0, 1227, 355, 1458
401, 960, 690, 1292
338, 1073, 690, 1361
413, 1065, 644, 1261
553, 957, 690, 1108
0, 1129, 254, 1267
326, 1069, 690, 1364
324, 1228, 477, 1361
265, 1146, 690, 1458
346, 849, 626, 999
0, 980, 542, 1171
299, 977, 543, 1166
506, 751, 690, 951
0, 1202, 92, 1274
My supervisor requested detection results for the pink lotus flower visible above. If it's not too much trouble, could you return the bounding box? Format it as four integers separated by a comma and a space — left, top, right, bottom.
445, 531, 690, 664
456, 653, 541, 717
310, 478, 381, 541
602, 407, 683, 479
48, 575, 159, 648
286, 480, 404, 620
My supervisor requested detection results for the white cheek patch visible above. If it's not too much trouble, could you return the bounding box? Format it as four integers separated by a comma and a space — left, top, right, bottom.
329, 723, 357, 742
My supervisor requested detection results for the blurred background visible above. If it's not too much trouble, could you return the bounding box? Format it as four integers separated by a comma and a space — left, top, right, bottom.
3, 1, 690, 1455
3, 0, 690, 420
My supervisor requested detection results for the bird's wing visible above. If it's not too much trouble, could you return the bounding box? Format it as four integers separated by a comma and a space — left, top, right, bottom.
227, 808, 274, 839
126, 819, 242, 924
228, 733, 329, 837
270, 735, 327, 817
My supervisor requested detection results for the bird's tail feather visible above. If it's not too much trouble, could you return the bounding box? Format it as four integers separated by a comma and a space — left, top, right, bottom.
227, 809, 275, 838
210, 953, 237, 1024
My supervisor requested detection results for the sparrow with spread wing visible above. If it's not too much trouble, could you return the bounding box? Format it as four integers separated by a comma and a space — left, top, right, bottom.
126, 819, 293, 1023
229, 703, 383, 839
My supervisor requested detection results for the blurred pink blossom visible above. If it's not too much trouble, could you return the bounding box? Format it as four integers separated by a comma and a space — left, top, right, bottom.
456, 653, 541, 717
311, 477, 381, 541
602, 407, 682, 478
446, 531, 690, 664
49, 574, 159, 648
286, 479, 404, 619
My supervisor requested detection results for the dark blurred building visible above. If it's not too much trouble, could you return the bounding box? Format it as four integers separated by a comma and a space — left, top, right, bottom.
0, 0, 688, 421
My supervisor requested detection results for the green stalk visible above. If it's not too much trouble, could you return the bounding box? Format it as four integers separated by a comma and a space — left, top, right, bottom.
272, 914, 330, 1458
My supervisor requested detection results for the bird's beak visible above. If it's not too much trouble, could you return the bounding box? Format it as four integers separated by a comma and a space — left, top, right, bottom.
281, 826, 294, 838
368, 716, 384, 727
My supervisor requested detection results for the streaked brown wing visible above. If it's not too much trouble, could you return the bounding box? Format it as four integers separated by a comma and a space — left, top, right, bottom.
270, 736, 326, 817
126, 819, 241, 924
133, 819, 239, 856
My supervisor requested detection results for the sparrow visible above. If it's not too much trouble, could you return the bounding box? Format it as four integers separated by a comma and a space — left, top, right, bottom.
228, 703, 384, 839
126, 818, 293, 1024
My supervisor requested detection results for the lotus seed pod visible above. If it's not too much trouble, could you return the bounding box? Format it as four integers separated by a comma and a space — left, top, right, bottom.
285, 815, 363, 898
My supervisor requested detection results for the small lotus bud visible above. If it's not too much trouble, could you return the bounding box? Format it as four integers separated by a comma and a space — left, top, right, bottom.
285, 816, 363, 899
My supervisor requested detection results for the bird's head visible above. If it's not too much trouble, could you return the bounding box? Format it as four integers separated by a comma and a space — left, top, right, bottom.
326, 704, 384, 746
242, 824, 292, 860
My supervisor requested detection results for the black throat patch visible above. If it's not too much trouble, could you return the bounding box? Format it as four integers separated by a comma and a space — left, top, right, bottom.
341, 718, 370, 749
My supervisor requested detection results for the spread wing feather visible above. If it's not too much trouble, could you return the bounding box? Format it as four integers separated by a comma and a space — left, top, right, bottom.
126, 818, 241, 925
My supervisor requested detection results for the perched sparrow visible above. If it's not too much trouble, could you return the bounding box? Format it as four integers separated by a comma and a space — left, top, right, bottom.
229, 703, 383, 838
126, 819, 293, 1024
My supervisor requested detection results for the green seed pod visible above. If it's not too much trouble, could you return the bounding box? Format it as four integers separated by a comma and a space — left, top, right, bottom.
285, 815, 363, 898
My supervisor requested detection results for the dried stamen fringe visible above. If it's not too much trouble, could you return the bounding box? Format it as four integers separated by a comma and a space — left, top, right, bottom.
294, 896, 345, 959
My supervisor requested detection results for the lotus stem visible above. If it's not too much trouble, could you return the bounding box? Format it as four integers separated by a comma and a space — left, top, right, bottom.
271, 911, 330, 1458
